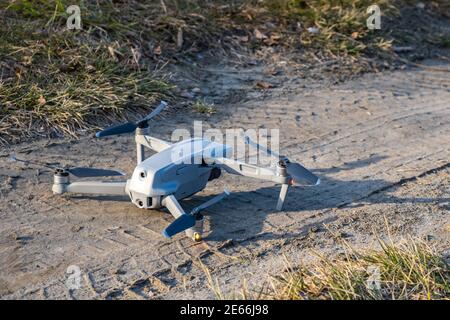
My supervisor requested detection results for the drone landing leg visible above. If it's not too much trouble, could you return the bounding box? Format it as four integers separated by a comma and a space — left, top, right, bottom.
276, 183, 289, 211
162, 195, 184, 219
136, 134, 172, 153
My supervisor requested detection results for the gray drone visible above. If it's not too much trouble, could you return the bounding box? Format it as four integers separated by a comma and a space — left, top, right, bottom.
12, 101, 319, 242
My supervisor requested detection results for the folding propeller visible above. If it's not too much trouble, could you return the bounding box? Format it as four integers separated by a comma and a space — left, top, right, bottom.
162, 214, 196, 239
242, 134, 320, 186
9, 155, 124, 178
163, 189, 230, 238
96, 101, 168, 138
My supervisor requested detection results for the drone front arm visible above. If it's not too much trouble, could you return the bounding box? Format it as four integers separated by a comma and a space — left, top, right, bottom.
53, 181, 128, 196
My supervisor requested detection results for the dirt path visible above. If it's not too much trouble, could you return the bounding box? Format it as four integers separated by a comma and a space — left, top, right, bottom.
0, 58, 449, 299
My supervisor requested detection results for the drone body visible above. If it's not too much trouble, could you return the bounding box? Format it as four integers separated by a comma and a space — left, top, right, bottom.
126, 137, 229, 210
46, 101, 320, 242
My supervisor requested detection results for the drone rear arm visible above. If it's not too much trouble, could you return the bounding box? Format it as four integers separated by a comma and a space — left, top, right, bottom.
136, 134, 171, 153
162, 195, 185, 219
135, 130, 172, 164
210, 157, 292, 211
212, 157, 290, 184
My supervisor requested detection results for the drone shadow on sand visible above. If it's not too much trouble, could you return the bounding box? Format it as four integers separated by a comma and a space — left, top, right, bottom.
70, 155, 449, 242
187, 155, 449, 242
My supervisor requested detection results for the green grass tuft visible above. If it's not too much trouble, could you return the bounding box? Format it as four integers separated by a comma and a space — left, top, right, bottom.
0, 0, 175, 143
1, 0, 449, 143
193, 100, 216, 115
206, 238, 449, 300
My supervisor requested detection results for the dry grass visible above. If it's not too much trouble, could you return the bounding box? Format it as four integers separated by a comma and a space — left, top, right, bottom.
193, 100, 216, 115
243, 0, 394, 55
0, 0, 176, 143
206, 237, 449, 300
1, 0, 449, 143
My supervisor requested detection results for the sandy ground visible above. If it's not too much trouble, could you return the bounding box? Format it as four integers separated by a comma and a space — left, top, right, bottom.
0, 57, 449, 299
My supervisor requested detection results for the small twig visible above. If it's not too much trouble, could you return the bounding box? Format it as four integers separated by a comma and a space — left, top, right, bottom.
160, 0, 167, 14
